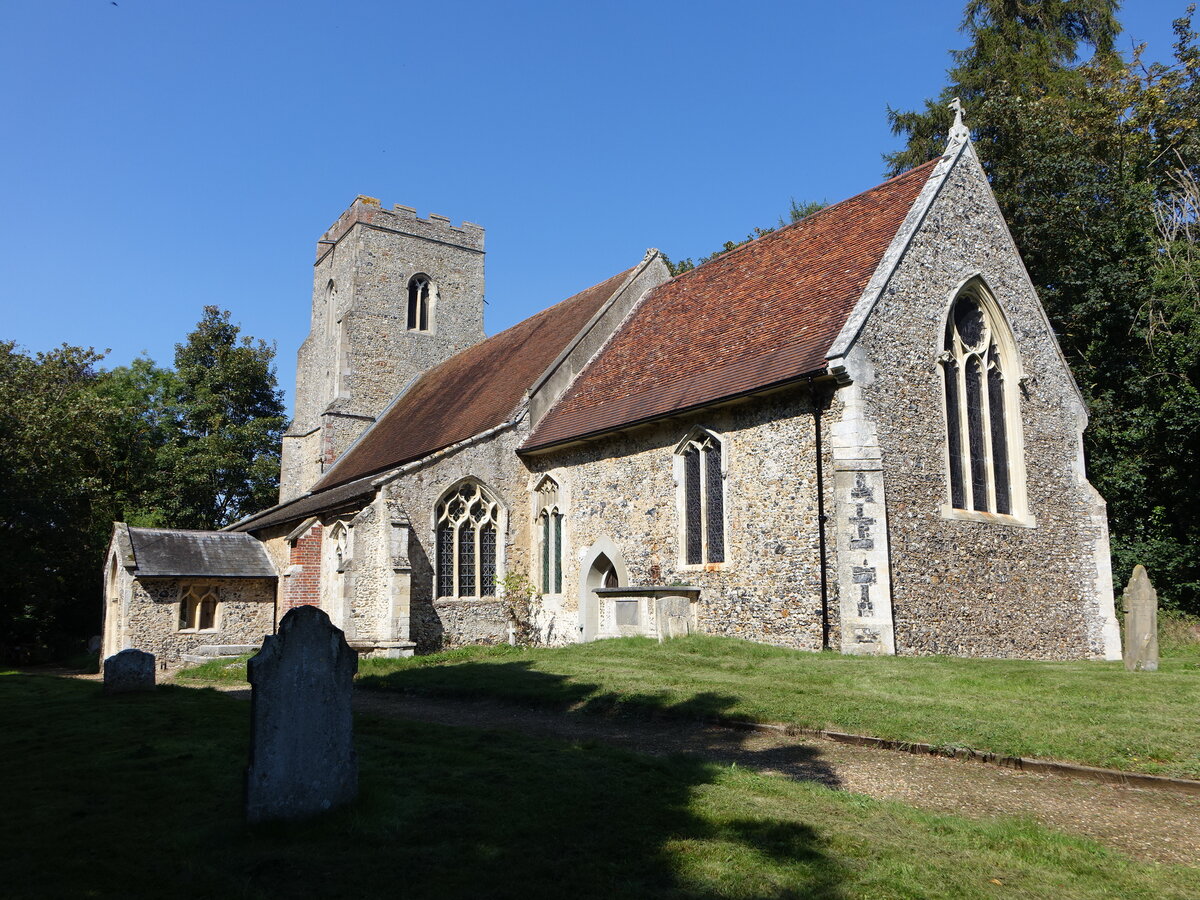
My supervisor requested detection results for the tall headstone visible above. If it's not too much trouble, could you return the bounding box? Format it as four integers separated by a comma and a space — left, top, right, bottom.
1122, 565, 1159, 672
103, 648, 155, 693
245, 605, 358, 823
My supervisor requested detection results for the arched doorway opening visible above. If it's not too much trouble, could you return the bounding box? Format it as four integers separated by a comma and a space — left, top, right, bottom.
578, 538, 628, 642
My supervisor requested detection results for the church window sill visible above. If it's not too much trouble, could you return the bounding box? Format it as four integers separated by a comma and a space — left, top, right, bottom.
938, 504, 1036, 529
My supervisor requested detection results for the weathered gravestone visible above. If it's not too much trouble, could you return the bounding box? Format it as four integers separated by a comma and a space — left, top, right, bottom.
1122, 565, 1159, 673
245, 605, 358, 823
103, 648, 155, 693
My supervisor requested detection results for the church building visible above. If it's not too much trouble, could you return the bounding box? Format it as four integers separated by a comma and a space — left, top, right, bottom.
101, 121, 1123, 665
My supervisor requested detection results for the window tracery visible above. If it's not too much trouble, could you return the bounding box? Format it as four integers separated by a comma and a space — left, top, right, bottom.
536, 477, 563, 594
178, 585, 218, 631
407, 274, 434, 332
678, 430, 725, 565
939, 283, 1022, 517
435, 481, 500, 598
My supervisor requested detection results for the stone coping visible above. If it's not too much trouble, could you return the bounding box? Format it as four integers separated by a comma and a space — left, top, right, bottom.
594, 586, 701, 599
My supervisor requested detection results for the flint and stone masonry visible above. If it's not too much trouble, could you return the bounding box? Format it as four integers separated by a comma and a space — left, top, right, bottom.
106, 125, 1123, 664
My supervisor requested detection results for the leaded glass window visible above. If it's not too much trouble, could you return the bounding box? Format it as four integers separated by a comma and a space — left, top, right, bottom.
434, 481, 501, 597
939, 283, 1023, 516
535, 477, 564, 594
679, 430, 726, 565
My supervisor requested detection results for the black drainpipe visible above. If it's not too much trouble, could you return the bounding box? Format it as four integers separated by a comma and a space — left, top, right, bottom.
809, 376, 831, 650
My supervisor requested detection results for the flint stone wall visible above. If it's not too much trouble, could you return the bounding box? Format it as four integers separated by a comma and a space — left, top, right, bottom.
846, 146, 1116, 659
531, 396, 831, 651
116, 577, 275, 665
382, 426, 529, 652
282, 200, 486, 501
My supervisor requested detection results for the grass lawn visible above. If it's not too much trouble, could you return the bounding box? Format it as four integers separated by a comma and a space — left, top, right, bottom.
337, 635, 1200, 780
3, 672, 1198, 899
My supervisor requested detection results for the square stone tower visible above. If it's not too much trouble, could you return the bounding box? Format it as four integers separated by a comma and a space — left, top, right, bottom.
279, 197, 485, 502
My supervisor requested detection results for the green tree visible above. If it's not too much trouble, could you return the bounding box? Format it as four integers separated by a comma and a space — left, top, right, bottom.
149, 306, 288, 529
886, 1, 1200, 611
664, 199, 827, 276
0, 343, 121, 659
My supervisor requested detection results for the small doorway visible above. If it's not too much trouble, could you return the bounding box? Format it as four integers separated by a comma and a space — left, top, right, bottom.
578, 539, 627, 642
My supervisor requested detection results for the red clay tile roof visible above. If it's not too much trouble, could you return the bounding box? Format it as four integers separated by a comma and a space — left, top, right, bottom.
522, 160, 939, 451
312, 267, 637, 491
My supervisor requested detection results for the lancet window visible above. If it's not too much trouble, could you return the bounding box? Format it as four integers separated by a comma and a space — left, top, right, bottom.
178, 586, 218, 631
435, 481, 500, 598
407, 273, 433, 331
678, 430, 725, 565
536, 477, 563, 595
939, 282, 1022, 516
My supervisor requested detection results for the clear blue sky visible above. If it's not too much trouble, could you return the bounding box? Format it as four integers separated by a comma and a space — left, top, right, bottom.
0, 0, 1186, 414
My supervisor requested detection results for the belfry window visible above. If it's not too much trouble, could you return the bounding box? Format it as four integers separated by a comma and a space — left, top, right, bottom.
677, 430, 725, 565
939, 282, 1023, 516
536, 477, 563, 595
178, 586, 218, 631
435, 481, 500, 598
407, 274, 433, 331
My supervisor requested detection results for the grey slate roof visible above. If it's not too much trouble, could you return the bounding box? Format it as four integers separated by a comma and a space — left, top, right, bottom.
225, 473, 378, 534
126, 526, 277, 578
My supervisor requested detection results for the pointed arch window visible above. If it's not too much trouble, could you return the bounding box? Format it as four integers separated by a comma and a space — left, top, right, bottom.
407, 274, 434, 332
435, 481, 500, 598
939, 282, 1025, 519
536, 477, 563, 595
676, 430, 726, 565
179, 586, 218, 632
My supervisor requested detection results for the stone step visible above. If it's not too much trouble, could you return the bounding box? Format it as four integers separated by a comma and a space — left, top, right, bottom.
192, 644, 260, 657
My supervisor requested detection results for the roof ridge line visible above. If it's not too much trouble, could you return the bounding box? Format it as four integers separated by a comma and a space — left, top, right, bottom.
665, 158, 942, 285
525, 254, 659, 402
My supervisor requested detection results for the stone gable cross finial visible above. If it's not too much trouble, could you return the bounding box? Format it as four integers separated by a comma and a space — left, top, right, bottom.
948, 97, 969, 142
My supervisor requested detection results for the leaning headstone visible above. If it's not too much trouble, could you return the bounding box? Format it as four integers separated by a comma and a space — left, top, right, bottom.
1122, 565, 1159, 672
245, 605, 358, 823
103, 648, 156, 693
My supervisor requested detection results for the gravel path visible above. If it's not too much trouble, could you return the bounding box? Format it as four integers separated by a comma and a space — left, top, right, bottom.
346, 690, 1200, 866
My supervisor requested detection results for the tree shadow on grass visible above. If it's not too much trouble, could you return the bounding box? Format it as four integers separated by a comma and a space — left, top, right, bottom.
359, 660, 843, 787
1, 673, 847, 899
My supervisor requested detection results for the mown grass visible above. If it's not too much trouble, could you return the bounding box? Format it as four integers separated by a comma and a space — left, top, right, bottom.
351, 635, 1200, 779
2, 672, 1197, 899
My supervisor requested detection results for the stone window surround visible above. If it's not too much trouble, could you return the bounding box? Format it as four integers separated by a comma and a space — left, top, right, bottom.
432, 477, 506, 600
406, 272, 438, 334
936, 275, 1036, 529
177, 583, 220, 633
533, 474, 565, 596
672, 426, 728, 569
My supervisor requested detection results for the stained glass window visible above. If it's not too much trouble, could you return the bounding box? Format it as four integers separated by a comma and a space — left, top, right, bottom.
434, 481, 500, 597
535, 477, 564, 594
704, 441, 725, 563
458, 523, 476, 596
436, 525, 454, 597
988, 356, 1011, 515
941, 283, 1023, 517
553, 513, 563, 594
943, 357, 965, 508
680, 432, 725, 565
480, 524, 496, 596
966, 356, 988, 511
541, 512, 550, 593
684, 445, 702, 564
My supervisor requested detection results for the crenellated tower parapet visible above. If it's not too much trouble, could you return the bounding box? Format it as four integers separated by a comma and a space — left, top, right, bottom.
280, 196, 486, 502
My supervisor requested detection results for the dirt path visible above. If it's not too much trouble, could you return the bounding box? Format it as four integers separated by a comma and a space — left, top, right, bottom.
344, 690, 1200, 866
